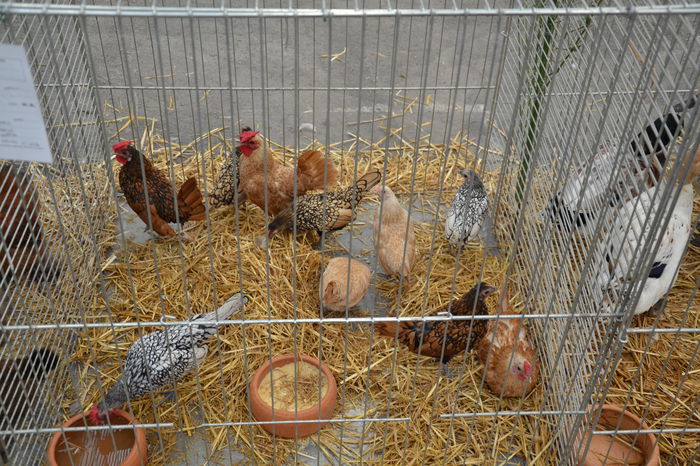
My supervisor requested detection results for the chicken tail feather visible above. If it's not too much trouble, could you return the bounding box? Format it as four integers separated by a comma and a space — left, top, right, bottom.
297, 150, 337, 192
194, 293, 247, 323
177, 177, 206, 222
373, 317, 399, 338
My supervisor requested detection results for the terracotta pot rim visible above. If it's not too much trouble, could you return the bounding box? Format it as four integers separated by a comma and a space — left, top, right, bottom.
249, 353, 337, 418
47, 408, 147, 466
576, 404, 660, 466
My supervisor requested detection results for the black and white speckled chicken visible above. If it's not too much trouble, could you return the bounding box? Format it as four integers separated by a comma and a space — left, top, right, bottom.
445, 168, 499, 256
257, 170, 381, 248
87, 293, 247, 423
209, 126, 252, 209
546, 94, 697, 233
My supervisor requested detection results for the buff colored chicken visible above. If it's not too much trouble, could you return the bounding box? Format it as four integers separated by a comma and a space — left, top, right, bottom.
372, 185, 416, 284
476, 283, 539, 398
320, 257, 371, 312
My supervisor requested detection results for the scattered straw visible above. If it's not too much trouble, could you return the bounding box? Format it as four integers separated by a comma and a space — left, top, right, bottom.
59, 115, 698, 464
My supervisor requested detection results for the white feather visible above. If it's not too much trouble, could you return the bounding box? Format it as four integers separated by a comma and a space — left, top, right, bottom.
598, 184, 693, 315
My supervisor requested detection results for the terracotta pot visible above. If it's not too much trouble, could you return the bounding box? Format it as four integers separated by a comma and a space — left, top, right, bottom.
249, 353, 338, 438
47, 408, 148, 466
575, 404, 660, 466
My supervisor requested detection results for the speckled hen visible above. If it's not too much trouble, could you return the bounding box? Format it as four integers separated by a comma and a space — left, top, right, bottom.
210, 146, 245, 209
374, 283, 497, 374
87, 293, 247, 424
260, 170, 381, 248
113, 141, 206, 237
445, 168, 497, 255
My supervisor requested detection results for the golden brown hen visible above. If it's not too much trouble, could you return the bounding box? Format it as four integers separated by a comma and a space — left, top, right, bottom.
259, 170, 381, 249
238, 128, 337, 216
476, 283, 539, 397
374, 283, 497, 374
113, 141, 206, 238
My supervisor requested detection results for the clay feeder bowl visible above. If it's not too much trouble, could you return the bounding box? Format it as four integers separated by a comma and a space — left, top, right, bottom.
47, 409, 147, 466
249, 353, 338, 438
575, 404, 660, 466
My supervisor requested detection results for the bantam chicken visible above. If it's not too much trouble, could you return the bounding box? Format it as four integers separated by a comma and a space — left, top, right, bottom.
258, 170, 381, 248
88, 293, 247, 424
596, 149, 700, 316
113, 141, 206, 238
372, 185, 416, 283
476, 284, 539, 398
210, 146, 245, 209
321, 257, 371, 312
374, 283, 497, 375
237, 128, 337, 216
445, 168, 499, 256
0, 163, 62, 283
547, 94, 697, 233
0, 348, 59, 462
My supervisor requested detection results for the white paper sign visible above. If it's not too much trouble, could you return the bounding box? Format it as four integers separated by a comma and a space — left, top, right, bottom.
0, 44, 53, 163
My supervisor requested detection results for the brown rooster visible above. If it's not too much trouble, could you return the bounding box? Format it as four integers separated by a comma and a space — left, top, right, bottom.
374, 283, 497, 375
476, 283, 539, 397
258, 170, 381, 248
0, 164, 62, 283
113, 141, 206, 238
238, 128, 337, 216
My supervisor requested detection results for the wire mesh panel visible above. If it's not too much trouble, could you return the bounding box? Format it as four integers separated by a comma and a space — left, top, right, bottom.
0, 1, 698, 465
0, 7, 114, 465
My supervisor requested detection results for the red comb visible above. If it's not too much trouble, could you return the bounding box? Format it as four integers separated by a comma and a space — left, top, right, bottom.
87, 405, 100, 425
112, 140, 133, 152
239, 130, 260, 143
523, 360, 531, 376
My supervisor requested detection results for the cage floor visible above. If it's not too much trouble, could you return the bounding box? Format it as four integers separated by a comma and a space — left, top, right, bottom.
53, 126, 699, 465
61, 133, 554, 464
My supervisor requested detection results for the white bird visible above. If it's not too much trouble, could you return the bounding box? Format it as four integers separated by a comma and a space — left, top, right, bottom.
597, 150, 700, 316
547, 95, 697, 234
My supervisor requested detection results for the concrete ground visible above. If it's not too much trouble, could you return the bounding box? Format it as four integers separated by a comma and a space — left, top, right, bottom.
83, 1, 507, 155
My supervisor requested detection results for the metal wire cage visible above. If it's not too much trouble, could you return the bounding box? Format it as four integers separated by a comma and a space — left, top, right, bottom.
0, 1, 698, 465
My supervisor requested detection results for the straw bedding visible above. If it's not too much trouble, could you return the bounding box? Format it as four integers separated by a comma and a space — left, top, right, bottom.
59, 120, 698, 464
